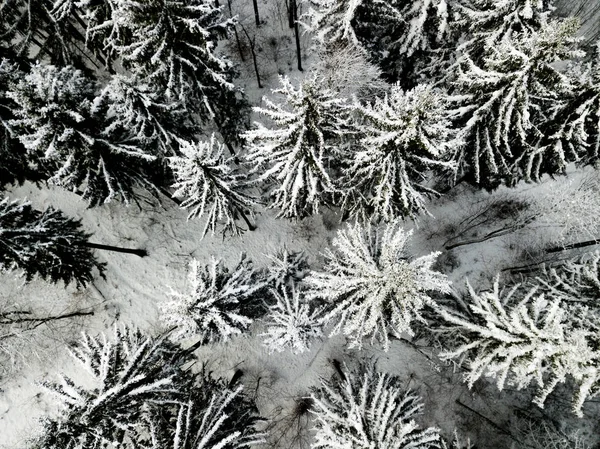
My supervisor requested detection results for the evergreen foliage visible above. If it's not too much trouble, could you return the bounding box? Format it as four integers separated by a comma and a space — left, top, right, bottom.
159, 255, 268, 343
535, 251, 600, 306
307, 0, 364, 48
306, 221, 451, 350
169, 135, 255, 237
0, 196, 104, 287
448, 19, 583, 186
244, 75, 348, 219
94, 74, 194, 158
542, 43, 600, 170
93, 0, 241, 123
0, 0, 84, 66
265, 248, 310, 290
438, 277, 600, 417
0, 58, 32, 188
135, 369, 264, 449
34, 327, 264, 449
454, 0, 555, 66
343, 83, 456, 221
353, 0, 453, 84
261, 285, 323, 354
35, 327, 192, 449
311, 360, 441, 448
8, 64, 158, 206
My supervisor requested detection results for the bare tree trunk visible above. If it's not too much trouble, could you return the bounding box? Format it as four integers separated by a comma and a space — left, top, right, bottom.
546, 238, 600, 253
252, 0, 261, 26
237, 207, 257, 231
240, 24, 263, 88
80, 242, 148, 257
292, 0, 303, 71
0, 310, 94, 328
234, 27, 245, 62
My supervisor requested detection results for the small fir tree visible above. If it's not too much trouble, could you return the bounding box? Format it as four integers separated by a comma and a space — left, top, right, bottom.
244, 75, 348, 219
306, 221, 451, 350
261, 285, 324, 354
265, 248, 310, 290
168, 135, 256, 237
343, 83, 456, 221
311, 360, 441, 448
8, 64, 158, 206
0, 197, 105, 287
159, 255, 268, 343
438, 277, 600, 417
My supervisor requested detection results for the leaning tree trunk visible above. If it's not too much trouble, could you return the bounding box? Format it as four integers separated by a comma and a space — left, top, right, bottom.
80, 242, 148, 257
546, 238, 600, 254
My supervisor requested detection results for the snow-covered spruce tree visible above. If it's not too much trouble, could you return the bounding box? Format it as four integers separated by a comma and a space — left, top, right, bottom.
96, 0, 243, 130
540, 43, 600, 170
33, 326, 195, 449
94, 74, 196, 158
169, 135, 255, 237
136, 367, 264, 449
311, 360, 441, 448
448, 19, 583, 187
159, 255, 268, 343
8, 64, 158, 206
353, 0, 454, 85
0, 58, 34, 188
306, 0, 364, 48
342, 83, 456, 222
244, 75, 348, 219
261, 284, 324, 354
437, 278, 600, 417
0, 197, 105, 287
454, 0, 554, 67
306, 221, 452, 350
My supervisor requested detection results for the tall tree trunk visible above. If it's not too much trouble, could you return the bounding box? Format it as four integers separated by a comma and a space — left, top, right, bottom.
233, 27, 245, 62
292, 0, 303, 71
80, 242, 148, 257
240, 25, 263, 88
252, 0, 261, 26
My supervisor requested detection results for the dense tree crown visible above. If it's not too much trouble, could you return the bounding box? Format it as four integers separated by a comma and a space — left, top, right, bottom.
307, 221, 451, 350
169, 135, 255, 236
244, 75, 348, 219
311, 361, 441, 448
342, 83, 456, 221
0, 197, 104, 287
